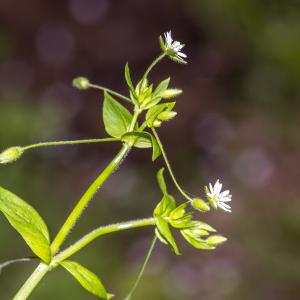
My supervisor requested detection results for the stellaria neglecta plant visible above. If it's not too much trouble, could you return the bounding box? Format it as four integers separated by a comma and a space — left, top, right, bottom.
0, 31, 232, 300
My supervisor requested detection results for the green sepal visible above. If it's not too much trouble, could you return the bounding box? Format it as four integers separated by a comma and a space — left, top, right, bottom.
159, 36, 166, 52
191, 198, 210, 212
60, 260, 112, 299
103, 92, 133, 138
0, 186, 51, 263
155, 216, 180, 255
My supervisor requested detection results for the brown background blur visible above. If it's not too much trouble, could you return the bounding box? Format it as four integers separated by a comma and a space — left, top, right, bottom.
1, 0, 300, 299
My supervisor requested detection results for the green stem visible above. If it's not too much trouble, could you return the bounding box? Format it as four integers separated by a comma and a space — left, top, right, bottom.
124, 236, 157, 300
13, 263, 49, 300
89, 83, 132, 103
22, 138, 119, 151
152, 128, 193, 202
142, 53, 166, 80
50, 144, 130, 255
53, 218, 155, 264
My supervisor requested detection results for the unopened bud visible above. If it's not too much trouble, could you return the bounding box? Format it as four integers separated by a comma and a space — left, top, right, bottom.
160, 89, 182, 99
153, 120, 162, 127
206, 235, 227, 245
0, 147, 23, 164
72, 77, 90, 90
191, 198, 210, 212
157, 111, 177, 121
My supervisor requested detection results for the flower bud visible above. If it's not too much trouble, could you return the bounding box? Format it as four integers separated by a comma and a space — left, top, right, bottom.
191, 198, 210, 212
160, 89, 182, 99
72, 77, 90, 90
153, 120, 162, 127
206, 235, 227, 245
157, 111, 177, 121
0, 147, 23, 164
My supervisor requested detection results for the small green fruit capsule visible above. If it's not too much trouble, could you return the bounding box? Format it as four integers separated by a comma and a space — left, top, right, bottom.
72, 77, 90, 90
0, 147, 23, 164
191, 198, 210, 212
157, 111, 177, 121
153, 120, 162, 127
206, 235, 227, 245
160, 89, 182, 99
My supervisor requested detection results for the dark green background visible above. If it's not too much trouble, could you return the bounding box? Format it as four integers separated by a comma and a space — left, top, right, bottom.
1, 0, 300, 299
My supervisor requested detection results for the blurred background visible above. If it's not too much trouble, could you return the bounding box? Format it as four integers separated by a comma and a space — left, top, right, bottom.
0, 0, 300, 299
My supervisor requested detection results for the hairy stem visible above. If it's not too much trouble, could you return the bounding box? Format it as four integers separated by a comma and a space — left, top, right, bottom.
53, 218, 156, 263
50, 144, 130, 255
142, 53, 166, 80
88, 83, 132, 103
22, 138, 119, 151
124, 235, 157, 300
152, 128, 193, 202
13, 263, 49, 300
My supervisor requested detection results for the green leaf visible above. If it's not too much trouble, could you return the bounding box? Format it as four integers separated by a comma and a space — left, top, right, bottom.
0, 186, 51, 263
154, 194, 176, 217
125, 63, 137, 100
156, 168, 167, 195
153, 78, 170, 98
155, 216, 180, 255
121, 131, 152, 148
103, 92, 133, 138
150, 134, 161, 161
60, 260, 110, 299
170, 203, 188, 220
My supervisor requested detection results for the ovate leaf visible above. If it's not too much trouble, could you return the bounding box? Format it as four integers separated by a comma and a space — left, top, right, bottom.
103, 92, 132, 138
60, 260, 111, 299
0, 186, 51, 263
155, 216, 180, 255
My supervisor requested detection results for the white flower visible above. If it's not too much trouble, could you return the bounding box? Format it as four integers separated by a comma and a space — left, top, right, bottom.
162, 31, 187, 61
205, 180, 232, 213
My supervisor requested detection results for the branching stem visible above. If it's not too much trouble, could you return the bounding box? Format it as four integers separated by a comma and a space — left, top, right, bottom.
152, 128, 193, 202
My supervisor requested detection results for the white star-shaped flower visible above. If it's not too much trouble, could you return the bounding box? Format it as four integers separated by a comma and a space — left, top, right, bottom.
161, 31, 187, 63
205, 180, 232, 213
